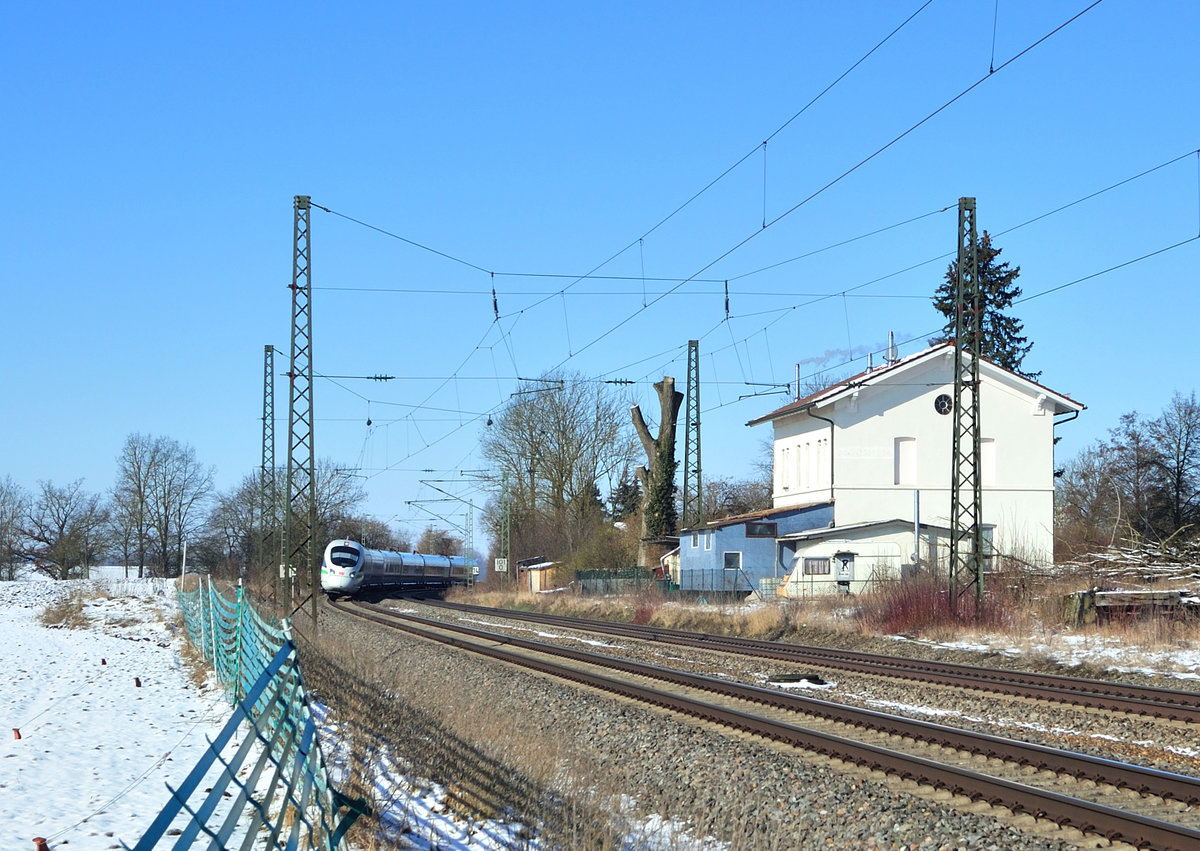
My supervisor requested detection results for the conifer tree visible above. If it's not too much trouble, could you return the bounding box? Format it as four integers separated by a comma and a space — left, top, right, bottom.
931, 231, 1038, 380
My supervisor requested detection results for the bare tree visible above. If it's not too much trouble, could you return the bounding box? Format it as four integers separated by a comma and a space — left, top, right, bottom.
1058, 395, 1200, 556
0, 476, 29, 580
327, 515, 409, 552
145, 438, 214, 576
1150, 391, 1200, 535
1055, 442, 1123, 556
312, 461, 368, 544
1106, 412, 1168, 542
701, 475, 772, 521
112, 433, 163, 577
204, 473, 260, 580
417, 525, 463, 556
482, 372, 636, 562
26, 479, 109, 580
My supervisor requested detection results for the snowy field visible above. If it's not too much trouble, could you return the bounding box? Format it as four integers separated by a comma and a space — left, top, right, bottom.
0, 577, 231, 850
0, 578, 542, 851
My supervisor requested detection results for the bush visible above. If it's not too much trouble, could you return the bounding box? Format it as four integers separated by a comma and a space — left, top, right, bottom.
38, 594, 90, 629
855, 573, 1013, 637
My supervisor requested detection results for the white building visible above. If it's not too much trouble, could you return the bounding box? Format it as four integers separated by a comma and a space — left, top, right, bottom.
747, 344, 1083, 592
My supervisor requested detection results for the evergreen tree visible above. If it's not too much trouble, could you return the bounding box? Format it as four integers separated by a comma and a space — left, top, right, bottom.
609, 468, 642, 520
931, 231, 1038, 380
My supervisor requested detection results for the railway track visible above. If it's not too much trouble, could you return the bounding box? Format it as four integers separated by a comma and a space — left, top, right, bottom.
420, 599, 1200, 723
332, 598, 1200, 851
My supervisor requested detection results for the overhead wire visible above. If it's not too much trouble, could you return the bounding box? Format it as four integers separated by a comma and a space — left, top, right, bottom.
685, 143, 1199, 395
542, 1, 1106, 372
316, 143, 1196, 434
309, 0, 1134, 498
308, 0, 937, 351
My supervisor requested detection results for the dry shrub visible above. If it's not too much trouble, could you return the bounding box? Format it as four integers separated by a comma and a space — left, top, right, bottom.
854, 573, 1016, 638
38, 593, 90, 629
732, 603, 794, 641
630, 601, 658, 625
177, 617, 212, 689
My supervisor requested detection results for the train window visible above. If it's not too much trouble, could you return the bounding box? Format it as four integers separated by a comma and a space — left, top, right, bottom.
329, 546, 359, 568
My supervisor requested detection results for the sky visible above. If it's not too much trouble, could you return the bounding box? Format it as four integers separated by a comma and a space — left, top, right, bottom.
5, 1, 1200, 549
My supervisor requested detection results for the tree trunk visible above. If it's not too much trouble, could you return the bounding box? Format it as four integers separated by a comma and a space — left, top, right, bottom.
631, 376, 684, 566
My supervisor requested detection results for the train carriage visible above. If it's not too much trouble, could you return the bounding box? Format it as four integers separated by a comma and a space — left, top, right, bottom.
321, 539, 474, 595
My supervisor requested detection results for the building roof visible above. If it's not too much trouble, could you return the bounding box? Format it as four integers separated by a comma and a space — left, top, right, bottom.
778, 518, 962, 543
679, 500, 833, 534
746, 343, 1084, 427
518, 561, 555, 572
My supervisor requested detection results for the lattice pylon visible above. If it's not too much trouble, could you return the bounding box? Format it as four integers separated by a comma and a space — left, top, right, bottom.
260, 343, 276, 597
948, 197, 984, 614
682, 340, 702, 528
284, 195, 317, 621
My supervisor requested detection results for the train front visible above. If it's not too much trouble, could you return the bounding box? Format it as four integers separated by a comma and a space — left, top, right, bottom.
321, 539, 367, 594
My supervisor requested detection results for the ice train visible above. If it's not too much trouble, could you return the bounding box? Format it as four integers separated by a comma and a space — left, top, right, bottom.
320, 539, 476, 596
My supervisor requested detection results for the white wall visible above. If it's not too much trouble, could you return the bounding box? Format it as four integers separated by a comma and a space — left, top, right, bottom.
768, 352, 1064, 565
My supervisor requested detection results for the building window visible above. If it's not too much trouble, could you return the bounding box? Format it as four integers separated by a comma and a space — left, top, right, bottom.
894, 437, 916, 486
981, 437, 996, 486
704, 531, 713, 550
723, 551, 742, 571
690, 531, 699, 549
745, 521, 777, 538
802, 557, 830, 575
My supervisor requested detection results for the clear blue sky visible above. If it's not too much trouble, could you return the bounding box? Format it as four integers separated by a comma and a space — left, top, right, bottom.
5, 1, 1198, 548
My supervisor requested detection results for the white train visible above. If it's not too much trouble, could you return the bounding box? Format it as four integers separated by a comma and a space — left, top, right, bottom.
320, 539, 476, 595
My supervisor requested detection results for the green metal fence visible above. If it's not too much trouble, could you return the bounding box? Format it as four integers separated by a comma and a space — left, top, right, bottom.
127, 578, 367, 850
575, 567, 657, 595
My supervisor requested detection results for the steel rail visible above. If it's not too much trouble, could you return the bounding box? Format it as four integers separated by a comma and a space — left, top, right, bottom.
424, 599, 1200, 722
333, 599, 1200, 851
350, 600, 1200, 804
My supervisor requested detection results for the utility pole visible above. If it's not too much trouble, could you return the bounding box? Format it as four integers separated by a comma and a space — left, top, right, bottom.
260, 344, 276, 601
948, 196, 984, 615
682, 340, 703, 528
498, 471, 511, 589
284, 195, 318, 630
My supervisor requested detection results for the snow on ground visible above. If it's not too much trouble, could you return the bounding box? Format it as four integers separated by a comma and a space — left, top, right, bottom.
894, 630, 1200, 680
0, 578, 549, 851
0, 577, 231, 850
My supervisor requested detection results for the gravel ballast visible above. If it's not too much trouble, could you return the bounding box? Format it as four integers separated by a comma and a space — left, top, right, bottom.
315, 603, 1100, 851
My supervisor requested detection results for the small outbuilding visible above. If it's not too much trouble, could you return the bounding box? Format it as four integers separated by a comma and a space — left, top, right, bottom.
675, 503, 832, 596
516, 557, 557, 594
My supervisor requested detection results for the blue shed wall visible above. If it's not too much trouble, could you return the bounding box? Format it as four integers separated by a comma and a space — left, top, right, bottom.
678, 503, 832, 593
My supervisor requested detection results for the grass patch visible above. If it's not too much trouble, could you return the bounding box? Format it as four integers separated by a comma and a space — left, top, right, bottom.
177, 614, 212, 689
38, 593, 91, 629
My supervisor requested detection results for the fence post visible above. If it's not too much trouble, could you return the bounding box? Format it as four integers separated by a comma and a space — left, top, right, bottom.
235, 581, 245, 701
206, 575, 219, 666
